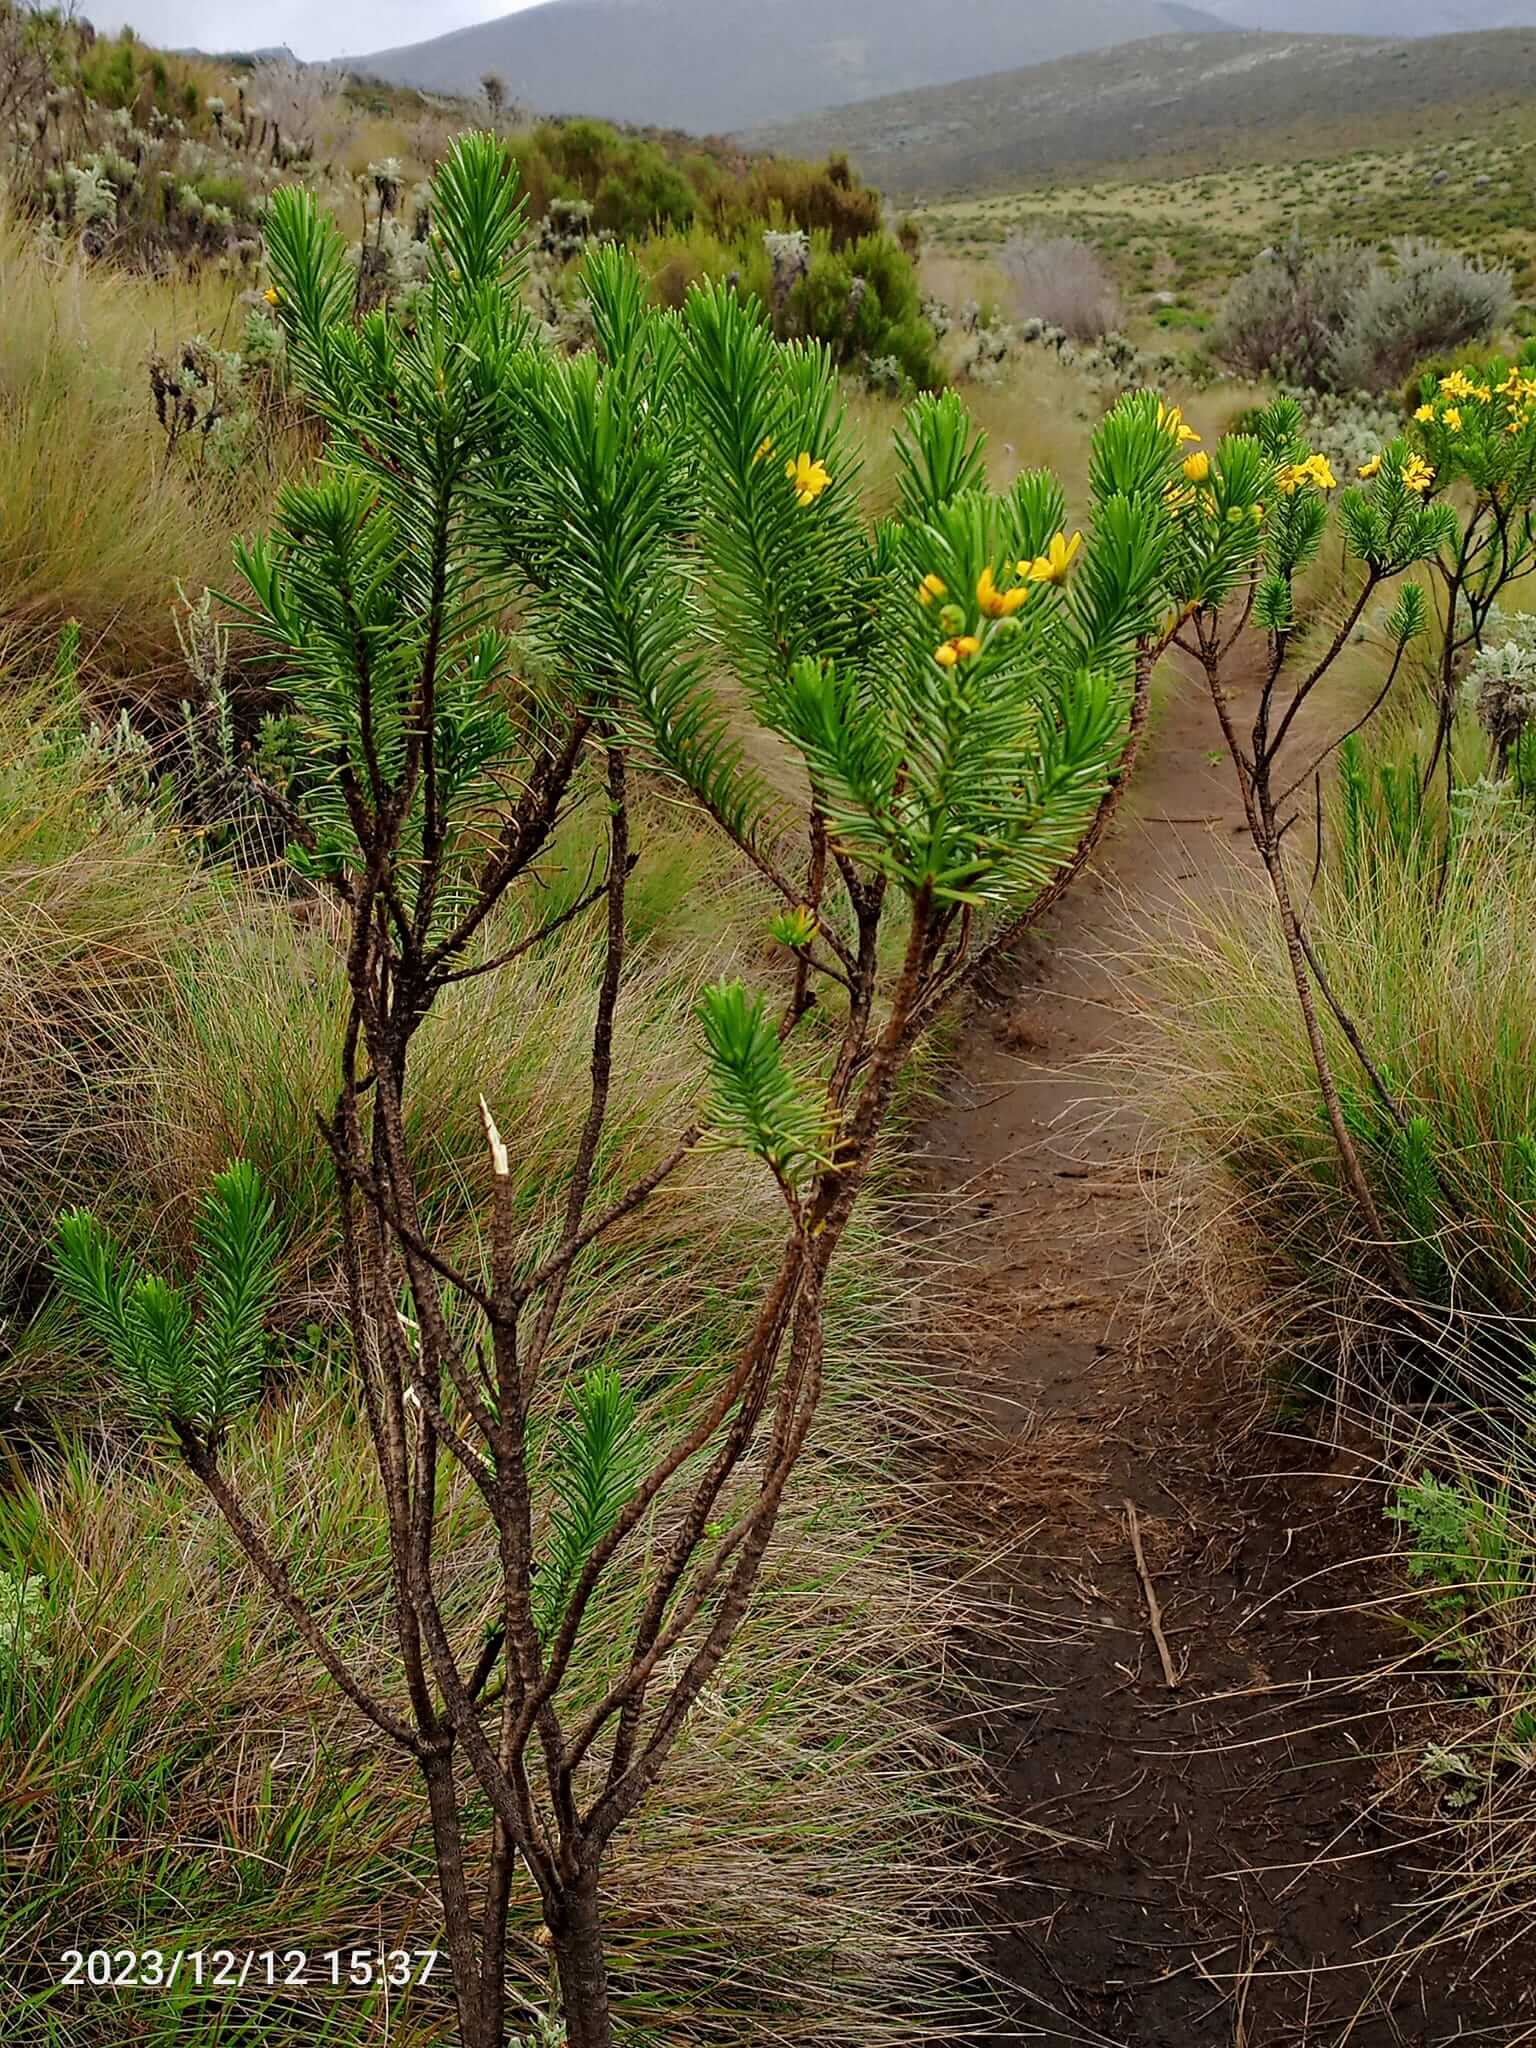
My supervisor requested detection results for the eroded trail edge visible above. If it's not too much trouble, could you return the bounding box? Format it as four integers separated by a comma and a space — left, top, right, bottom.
919, 671, 1529, 2046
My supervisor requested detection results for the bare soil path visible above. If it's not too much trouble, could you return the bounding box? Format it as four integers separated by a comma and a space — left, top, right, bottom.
918, 666, 1536, 2045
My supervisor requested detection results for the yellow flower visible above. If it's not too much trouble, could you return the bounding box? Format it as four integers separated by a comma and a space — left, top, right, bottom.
1182, 451, 1210, 483
1440, 370, 1474, 400
1278, 453, 1336, 495
1473, 385, 1492, 402
1414, 403, 1436, 423
1402, 455, 1434, 494
1358, 453, 1383, 478
1443, 406, 1463, 433
263, 285, 281, 306
934, 634, 982, 668
1158, 401, 1201, 446
754, 436, 776, 464
786, 452, 832, 506
976, 565, 1028, 618
1022, 530, 1083, 585
917, 572, 947, 606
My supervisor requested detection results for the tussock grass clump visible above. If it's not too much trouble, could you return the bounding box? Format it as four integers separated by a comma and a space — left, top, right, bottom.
1152, 727, 1536, 1344
1148, 713, 1536, 1970
0, 690, 210, 1374
0, 216, 289, 685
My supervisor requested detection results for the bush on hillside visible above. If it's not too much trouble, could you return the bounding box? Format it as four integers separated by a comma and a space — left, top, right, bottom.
640, 222, 943, 388
1000, 231, 1121, 341
1218, 232, 1511, 393
1216, 234, 1371, 388
1329, 238, 1513, 394
506, 116, 882, 250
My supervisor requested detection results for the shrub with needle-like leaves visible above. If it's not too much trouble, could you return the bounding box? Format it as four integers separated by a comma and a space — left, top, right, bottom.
1388, 349, 1536, 790
1162, 392, 1457, 1272
53, 131, 1180, 2048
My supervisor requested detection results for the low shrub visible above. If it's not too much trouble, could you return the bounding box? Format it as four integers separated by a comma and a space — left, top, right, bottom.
1329, 238, 1513, 395
503, 117, 883, 254
1216, 234, 1371, 388
637, 223, 942, 388
999, 230, 1121, 341
1218, 234, 1511, 393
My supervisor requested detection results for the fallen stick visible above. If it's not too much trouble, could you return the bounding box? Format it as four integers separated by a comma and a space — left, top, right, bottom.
1125, 1497, 1180, 1690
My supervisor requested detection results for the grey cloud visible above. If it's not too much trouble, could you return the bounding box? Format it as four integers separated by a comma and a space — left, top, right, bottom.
94, 1, 529, 63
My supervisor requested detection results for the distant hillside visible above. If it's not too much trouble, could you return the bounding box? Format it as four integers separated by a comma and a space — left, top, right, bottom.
1210, 0, 1536, 29
348, 0, 1228, 132
750, 28, 1536, 196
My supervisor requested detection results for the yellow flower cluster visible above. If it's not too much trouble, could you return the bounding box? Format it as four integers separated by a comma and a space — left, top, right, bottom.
1277, 452, 1337, 496
1414, 367, 1523, 440
1357, 449, 1434, 489
786, 451, 831, 506
1492, 367, 1536, 437
919, 532, 1082, 668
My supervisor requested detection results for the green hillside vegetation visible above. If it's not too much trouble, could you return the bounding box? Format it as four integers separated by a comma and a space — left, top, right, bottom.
752, 29, 1536, 198
922, 120, 1536, 327
0, 9, 939, 387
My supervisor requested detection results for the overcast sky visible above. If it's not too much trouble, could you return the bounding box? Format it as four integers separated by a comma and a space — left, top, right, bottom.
97, 0, 538, 61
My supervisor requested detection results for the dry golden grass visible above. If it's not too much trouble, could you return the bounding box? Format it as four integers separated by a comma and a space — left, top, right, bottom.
0, 214, 295, 692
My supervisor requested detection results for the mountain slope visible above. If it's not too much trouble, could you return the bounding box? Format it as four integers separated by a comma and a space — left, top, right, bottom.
349, 0, 1227, 132
749, 27, 1536, 194
1209, 0, 1536, 30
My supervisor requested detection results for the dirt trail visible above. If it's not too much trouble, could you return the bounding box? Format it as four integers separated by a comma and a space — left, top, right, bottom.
920, 667, 1534, 2045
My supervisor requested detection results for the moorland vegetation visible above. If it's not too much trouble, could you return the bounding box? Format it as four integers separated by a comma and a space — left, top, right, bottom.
2, 9, 1536, 2044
